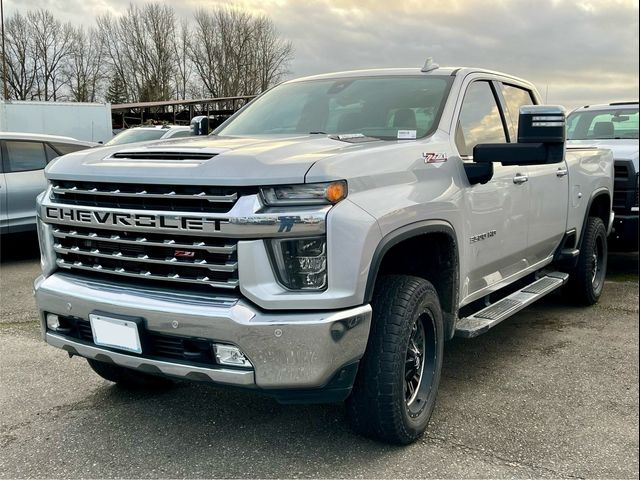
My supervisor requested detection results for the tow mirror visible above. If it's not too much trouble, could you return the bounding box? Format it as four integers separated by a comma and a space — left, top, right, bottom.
517, 105, 566, 144
473, 105, 566, 167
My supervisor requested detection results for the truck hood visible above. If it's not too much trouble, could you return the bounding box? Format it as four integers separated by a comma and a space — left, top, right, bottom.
45, 134, 386, 186
568, 139, 639, 170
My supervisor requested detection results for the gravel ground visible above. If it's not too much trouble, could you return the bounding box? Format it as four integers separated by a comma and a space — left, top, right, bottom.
0, 232, 638, 478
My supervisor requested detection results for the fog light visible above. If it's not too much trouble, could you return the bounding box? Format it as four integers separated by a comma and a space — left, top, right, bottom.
269, 237, 327, 290
213, 344, 252, 368
46, 314, 60, 330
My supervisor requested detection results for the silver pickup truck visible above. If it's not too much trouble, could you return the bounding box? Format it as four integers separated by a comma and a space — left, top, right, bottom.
567, 102, 638, 250
34, 64, 613, 444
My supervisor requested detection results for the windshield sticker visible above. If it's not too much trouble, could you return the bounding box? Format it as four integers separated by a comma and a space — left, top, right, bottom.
397, 130, 417, 139
422, 152, 448, 164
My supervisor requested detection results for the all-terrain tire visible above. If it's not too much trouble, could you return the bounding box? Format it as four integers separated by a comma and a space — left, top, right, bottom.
567, 216, 608, 305
87, 359, 173, 389
346, 275, 444, 444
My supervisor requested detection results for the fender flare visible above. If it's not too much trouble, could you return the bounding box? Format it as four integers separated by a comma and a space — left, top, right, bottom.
364, 220, 460, 340
578, 187, 611, 249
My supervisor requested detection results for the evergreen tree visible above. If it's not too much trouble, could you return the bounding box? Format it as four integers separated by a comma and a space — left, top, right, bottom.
106, 75, 127, 104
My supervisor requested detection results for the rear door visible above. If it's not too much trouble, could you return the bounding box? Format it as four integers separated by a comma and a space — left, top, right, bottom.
2, 140, 48, 232
499, 82, 568, 264
456, 80, 531, 301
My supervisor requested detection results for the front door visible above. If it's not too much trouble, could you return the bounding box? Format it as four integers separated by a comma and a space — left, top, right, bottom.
455, 80, 531, 303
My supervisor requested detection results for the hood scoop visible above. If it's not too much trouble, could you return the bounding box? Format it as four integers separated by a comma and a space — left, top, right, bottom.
110, 151, 218, 161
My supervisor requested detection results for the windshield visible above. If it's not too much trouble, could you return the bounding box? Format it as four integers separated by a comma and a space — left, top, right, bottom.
105, 129, 167, 146
216, 76, 453, 140
567, 108, 639, 140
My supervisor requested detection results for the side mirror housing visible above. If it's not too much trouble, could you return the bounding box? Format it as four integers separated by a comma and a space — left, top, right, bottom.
473, 105, 566, 166
190, 115, 210, 136
517, 105, 566, 144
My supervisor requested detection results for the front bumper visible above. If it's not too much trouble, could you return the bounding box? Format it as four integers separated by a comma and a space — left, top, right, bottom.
34, 273, 371, 397
610, 212, 639, 251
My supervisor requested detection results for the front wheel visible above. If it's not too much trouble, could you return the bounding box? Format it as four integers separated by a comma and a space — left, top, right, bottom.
567, 216, 608, 305
346, 275, 444, 444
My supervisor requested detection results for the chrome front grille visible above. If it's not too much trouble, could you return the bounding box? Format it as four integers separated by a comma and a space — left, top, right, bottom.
52, 225, 239, 289
51, 180, 256, 213
43, 179, 329, 290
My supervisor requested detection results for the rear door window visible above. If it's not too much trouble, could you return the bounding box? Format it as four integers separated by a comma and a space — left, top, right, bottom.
50, 142, 90, 155
45, 144, 61, 162
5, 141, 47, 172
501, 84, 536, 140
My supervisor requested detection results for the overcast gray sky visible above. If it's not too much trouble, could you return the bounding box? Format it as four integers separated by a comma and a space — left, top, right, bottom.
5, 0, 639, 108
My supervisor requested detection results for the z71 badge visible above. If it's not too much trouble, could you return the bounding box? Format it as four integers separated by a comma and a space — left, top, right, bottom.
422, 152, 448, 164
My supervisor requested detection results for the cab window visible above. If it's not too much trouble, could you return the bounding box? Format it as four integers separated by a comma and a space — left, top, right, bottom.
50, 142, 89, 155
455, 81, 507, 157
168, 130, 191, 138
5, 141, 47, 172
501, 84, 536, 140
567, 108, 639, 140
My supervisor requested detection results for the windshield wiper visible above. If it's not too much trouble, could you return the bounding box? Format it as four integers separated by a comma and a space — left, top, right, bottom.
330, 133, 383, 143
308, 131, 327, 135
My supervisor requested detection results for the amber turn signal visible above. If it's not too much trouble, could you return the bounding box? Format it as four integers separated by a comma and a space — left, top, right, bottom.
325, 181, 348, 203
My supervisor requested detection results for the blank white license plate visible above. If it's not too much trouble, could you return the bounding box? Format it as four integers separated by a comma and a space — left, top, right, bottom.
89, 314, 142, 354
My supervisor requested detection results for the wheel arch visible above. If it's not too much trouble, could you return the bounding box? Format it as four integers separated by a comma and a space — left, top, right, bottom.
580, 188, 611, 248
364, 220, 460, 340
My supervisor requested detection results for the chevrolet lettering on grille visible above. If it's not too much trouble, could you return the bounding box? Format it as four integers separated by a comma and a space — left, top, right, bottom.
44, 206, 223, 232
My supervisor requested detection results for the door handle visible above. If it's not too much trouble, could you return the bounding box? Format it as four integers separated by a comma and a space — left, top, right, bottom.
556, 168, 568, 177
513, 174, 529, 184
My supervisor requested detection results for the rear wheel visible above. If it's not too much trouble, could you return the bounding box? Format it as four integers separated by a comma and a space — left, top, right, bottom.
87, 359, 173, 389
346, 275, 444, 444
567, 216, 608, 305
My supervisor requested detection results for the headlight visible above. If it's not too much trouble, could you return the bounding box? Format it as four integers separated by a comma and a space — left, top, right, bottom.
269, 237, 327, 290
260, 181, 347, 206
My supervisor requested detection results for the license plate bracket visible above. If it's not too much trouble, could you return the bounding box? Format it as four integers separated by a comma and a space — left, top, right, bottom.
89, 313, 143, 354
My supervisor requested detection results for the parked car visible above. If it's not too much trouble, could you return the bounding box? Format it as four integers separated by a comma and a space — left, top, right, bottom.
35, 64, 614, 444
567, 102, 638, 250
0, 132, 96, 234
104, 125, 191, 146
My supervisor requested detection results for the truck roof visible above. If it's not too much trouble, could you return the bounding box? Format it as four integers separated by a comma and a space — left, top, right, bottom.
288, 66, 534, 87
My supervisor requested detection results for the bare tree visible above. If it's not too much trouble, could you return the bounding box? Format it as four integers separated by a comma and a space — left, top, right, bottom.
3, 12, 38, 100
251, 17, 293, 92
98, 3, 177, 102
28, 9, 74, 101
3, 3, 293, 103
65, 27, 104, 102
188, 8, 293, 98
174, 19, 193, 100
